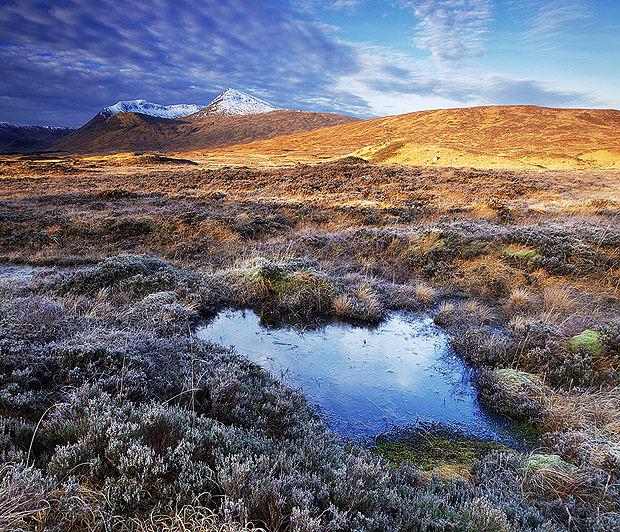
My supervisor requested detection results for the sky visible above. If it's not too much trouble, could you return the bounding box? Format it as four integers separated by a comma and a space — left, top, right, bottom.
0, 0, 618, 126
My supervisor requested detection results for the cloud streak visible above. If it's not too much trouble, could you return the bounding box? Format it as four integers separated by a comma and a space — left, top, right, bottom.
0, 0, 607, 126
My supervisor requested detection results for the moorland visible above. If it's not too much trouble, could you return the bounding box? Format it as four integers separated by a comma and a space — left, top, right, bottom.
0, 151, 619, 530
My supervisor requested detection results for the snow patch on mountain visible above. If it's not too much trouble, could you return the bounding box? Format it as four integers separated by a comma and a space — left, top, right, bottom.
0, 122, 74, 132
198, 89, 280, 117
97, 100, 204, 119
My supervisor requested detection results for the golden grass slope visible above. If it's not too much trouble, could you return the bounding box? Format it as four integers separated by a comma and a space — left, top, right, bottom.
198, 105, 620, 170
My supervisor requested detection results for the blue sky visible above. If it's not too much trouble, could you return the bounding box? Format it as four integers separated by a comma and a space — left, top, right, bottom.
0, 0, 618, 126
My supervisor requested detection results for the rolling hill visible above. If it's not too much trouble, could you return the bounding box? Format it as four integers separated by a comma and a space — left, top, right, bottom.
203, 105, 620, 170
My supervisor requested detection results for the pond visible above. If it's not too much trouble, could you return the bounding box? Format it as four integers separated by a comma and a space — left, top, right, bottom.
197, 309, 520, 444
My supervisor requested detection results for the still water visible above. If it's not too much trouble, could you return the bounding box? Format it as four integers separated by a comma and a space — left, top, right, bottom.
197, 309, 517, 442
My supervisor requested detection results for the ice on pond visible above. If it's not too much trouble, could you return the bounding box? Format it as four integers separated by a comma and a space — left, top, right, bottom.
197, 309, 519, 443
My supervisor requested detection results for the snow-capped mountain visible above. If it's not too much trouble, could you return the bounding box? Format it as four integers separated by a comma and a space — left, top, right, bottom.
197, 89, 280, 117
96, 100, 204, 120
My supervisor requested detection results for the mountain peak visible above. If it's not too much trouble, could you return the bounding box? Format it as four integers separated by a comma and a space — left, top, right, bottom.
97, 100, 204, 120
197, 89, 280, 117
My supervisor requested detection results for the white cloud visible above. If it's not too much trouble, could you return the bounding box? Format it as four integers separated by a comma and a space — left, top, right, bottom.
405, 0, 492, 65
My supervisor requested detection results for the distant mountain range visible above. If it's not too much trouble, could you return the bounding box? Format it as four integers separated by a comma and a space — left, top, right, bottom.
1, 89, 354, 154
2, 91, 619, 171
0, 122, 75, 153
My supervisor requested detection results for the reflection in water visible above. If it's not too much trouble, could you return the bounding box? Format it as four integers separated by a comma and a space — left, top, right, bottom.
197, 309, 517, 442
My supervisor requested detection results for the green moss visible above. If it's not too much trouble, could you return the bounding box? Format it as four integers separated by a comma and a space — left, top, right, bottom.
524, 453, 578, 475
407, 232, 447, 258
374, 434, 507, 474
569, 329, 602, 356
433, 238, 447, 251
244, 259, 336, 316
501, 246, 541, 264
512, 420, 544, 443
246, 259, 289, 292
495, 368, 534, 387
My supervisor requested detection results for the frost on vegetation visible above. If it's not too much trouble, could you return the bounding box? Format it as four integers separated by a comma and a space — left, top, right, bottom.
0, 255, 618, 529
478, 368, 546, 423
524, 453, 578, 476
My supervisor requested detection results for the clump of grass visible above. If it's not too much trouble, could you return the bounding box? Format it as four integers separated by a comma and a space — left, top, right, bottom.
405, 232, 450, 272
501, 245, 541, 268
408, 232, 446, 257
542, 285, 579, 318
413, 282, 438, 307
504, 287, 538, 316
460, 300, 495, 324
237, 258, 336, 317
522, 453, 585, 501
452, 256, 525, 298
451, 325, 510, 367
433, 301, 457, 326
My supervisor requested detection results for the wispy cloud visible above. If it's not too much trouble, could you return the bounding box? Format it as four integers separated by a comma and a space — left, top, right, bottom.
0, 0, 608, 125
339, 42, 594, 117
528, 1, 590, 37
404, 0, 492, 65
507, 0, 592, 46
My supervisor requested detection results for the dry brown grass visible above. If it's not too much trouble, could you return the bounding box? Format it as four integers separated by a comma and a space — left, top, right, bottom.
540, 286, 583, 328
413, 282, 438, 306
115, 506, 263, 532
460, 300, 495, 324
547, 388, 620, 437
504, 288, 538, 316
195, 106, 620, 171
452, 256, 526, 298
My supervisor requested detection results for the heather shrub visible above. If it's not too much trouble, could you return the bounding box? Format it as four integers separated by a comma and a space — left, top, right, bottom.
124, 291, 198, 336
451, 256, 525, 298
451, 324, 511, 367
59, 254, 196, 300
0, 276, 574, 530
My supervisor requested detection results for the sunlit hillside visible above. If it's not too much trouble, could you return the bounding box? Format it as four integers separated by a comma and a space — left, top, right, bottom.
199, 106, 620, 170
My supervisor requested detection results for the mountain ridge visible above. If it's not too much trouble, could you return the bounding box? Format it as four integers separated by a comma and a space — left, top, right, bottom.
96, 100, 205, 120
195, 88, 280, 117
54, 109, 358, 154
